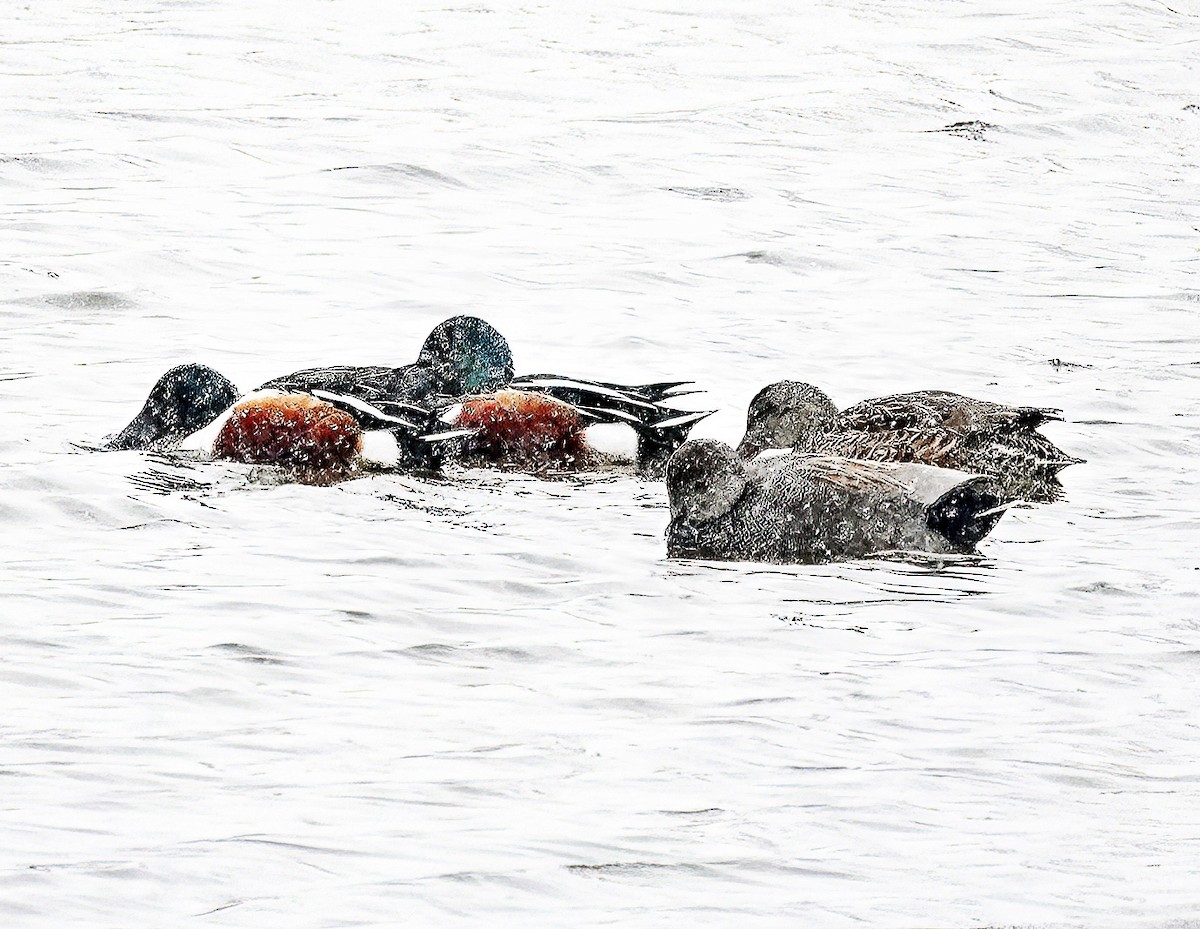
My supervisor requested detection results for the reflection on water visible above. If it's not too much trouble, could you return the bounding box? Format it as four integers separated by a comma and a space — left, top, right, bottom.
3, 1, 1199, 926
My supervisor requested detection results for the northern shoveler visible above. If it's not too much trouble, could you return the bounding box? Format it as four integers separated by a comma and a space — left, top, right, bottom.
106, 364, 462, 478
666, 438, 1008, 564
260, 315, 710, 477
735, 381, 1083, 502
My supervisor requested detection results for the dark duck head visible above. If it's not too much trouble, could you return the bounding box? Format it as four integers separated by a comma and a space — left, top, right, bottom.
417, 315, 515, 398
736, 380, 839, 459
106, 363, 239, 451
666, 439, 751, 524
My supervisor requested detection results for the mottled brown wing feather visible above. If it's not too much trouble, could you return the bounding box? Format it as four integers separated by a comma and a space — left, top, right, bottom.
822, 429, 966, 469
839, 394, 949, 433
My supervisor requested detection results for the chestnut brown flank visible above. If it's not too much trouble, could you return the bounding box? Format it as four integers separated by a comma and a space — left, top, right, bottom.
456, 390, 588, 469
214, 395, 362, 472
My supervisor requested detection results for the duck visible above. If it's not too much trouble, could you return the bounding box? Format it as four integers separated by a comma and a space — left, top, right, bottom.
735, 381, 1083, 502
666, 439, 1008, 564
259, 315, 710, 478
105, 366, 464, 477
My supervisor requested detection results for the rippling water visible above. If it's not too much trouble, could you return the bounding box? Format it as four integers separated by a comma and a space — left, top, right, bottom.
3, 2, 1199, 926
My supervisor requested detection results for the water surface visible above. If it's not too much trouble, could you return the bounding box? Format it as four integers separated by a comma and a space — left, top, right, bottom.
2, 2, 1199, 926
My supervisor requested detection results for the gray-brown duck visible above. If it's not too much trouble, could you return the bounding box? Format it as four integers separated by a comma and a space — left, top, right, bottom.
735, 381, 1083, 502
666, 439, 1007, 564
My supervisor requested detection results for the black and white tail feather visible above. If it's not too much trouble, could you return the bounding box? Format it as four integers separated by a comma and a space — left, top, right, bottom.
508, 374, 712, 477
313, 389, 475, 471
509, 374, 699, 411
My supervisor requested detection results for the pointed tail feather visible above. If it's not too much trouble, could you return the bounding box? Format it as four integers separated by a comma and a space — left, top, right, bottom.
925, 476, 1007, 549
658, 386, 702, 401
985, 405, 1064, 431
615, 380, 696, 402
511, 373, 700, 407
636, 410, 715, 478
653, 409, 715, 431
509, 375, 661, 412
1044, 454, 1086, 473
1017, 406, 1064, 427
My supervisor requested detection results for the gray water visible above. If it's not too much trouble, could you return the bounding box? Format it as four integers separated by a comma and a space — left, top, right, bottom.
3, 2, 1199, 926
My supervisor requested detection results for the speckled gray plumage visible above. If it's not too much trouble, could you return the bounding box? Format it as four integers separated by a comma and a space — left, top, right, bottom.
667, 440, 1005, 564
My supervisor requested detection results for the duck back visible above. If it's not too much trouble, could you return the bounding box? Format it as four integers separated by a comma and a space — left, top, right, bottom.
827, 390, 1081, 501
